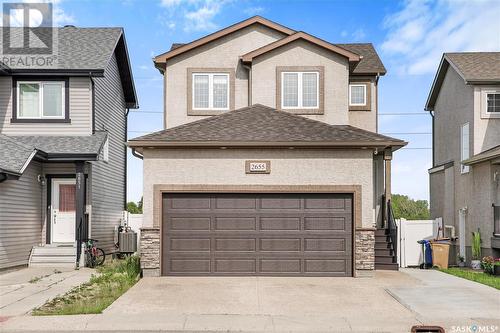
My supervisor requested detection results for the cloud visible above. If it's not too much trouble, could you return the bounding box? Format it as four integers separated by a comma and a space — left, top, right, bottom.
381, 0, 500, 75
243, 6, 264, 16
340, 28, 366, 41
158, 0, 232, 32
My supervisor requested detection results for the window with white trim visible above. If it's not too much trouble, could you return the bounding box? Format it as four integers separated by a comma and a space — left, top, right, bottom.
486, 93, 500, 113
17, 81, 65, 119
349, 84, 366, 106
461, 123, 470, 174
192, 73, 229, 110
281, 71, 319, 109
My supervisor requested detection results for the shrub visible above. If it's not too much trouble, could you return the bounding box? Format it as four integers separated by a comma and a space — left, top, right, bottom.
481, 256, 495, 274
471, 231, 482, 260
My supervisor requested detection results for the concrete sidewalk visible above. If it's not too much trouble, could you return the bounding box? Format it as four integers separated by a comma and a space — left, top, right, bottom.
0, 266, 93, 317
0, 269, 499, 332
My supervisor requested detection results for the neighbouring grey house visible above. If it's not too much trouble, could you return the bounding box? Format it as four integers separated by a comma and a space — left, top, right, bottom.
0, 27, 138, 269
426, 52, 500, 262
129, 16, 406, 277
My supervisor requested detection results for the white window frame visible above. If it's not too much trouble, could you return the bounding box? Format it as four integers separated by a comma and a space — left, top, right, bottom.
280, 71, 319, 109
349, 84, 367, 106
191, 73, 229, 111
16, 81, 65, 119
485, 91, 500, 115
460, 122, 470, 174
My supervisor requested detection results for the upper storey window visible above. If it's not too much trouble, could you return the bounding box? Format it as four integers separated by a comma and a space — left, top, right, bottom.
192, 73, 229, 110
12, 78, 69, 123
281, 71, 319, 109
486, 93, 500, 113
349, 84, 366, 106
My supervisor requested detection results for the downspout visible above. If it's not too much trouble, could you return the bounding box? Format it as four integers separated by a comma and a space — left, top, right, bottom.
242, 63, 252, 106
430, 110, 435, 167
124, 108, 129, 210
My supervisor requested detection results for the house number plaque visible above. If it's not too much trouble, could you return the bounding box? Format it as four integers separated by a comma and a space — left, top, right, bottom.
245, 160, 271, 174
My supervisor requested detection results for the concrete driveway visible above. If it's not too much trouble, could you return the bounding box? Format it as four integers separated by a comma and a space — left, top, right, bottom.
1, 269, 499, 332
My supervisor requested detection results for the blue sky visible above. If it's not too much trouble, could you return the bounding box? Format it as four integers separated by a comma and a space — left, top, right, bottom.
45, 0, 500, 203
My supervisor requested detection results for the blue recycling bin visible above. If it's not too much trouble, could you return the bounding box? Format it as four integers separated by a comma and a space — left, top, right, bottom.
417, 240, 433, 269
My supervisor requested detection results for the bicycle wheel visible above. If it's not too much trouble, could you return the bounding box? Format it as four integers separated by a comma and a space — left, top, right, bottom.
95, 248, 106, 266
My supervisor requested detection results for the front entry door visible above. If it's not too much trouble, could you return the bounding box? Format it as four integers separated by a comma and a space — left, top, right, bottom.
51, 179, 76, 243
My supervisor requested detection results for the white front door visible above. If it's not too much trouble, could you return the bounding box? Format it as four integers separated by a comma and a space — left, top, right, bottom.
51, 179, 76, 243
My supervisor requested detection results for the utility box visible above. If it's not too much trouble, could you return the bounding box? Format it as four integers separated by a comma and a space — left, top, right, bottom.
119, 231, 137, 253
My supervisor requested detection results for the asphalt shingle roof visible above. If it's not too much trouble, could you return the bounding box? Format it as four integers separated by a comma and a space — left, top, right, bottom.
0, 135, 35, 174
445, 52, 500, 82
0, 27, 122, 71
0, 132, 107, 175
129, 104, 405, 147
336, 43, 387, 75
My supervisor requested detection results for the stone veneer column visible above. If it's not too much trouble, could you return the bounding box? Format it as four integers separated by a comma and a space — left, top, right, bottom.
140, 227, 160, 277
355, 228, 375, 277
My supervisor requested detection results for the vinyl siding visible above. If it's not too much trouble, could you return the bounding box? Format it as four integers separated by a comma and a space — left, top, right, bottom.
90, 52, 127, 254
0, 76, 92, 136
0, 162, 43, 269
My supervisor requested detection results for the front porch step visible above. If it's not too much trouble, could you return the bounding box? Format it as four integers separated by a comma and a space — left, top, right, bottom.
375, 262, 399, 270
375, 255, 396, 264
29, 245, 78, 267
375, 248, 394, 257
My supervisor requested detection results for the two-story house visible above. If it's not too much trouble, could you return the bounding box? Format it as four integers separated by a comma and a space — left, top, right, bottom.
0, 27, 138, 269
129, 16, 406, 277
426, 52, 500, 263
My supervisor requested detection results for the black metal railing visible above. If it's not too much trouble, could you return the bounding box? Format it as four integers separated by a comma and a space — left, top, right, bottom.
494, 204, 500, 236
387, 199, 398, 259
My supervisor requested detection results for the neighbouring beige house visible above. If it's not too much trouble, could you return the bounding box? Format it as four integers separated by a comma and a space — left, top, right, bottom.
426, 52, 500, 262
129, 16, 406, 277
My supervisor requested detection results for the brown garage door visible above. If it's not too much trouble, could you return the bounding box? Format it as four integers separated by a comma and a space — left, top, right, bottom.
162, 193, 353, 276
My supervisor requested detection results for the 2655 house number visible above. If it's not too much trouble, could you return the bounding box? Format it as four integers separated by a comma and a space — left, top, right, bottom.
246, 160, 271, 174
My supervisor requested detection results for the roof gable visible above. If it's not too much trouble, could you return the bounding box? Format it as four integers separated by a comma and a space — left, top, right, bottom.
154, 16, 295, 66
128, 104, 406, 149
425, 52, 500, 111
240, 32, 360, 63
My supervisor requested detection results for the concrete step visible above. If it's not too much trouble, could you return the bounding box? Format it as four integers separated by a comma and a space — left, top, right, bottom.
375, 242, 392, 250
375, 229, 388, 236
29, 245, 78, 267
374, 255, 396, 264
31, 246, 76, 256
375, 248, 393, 256
375, 262, 399, 271
375, 235, 391, 243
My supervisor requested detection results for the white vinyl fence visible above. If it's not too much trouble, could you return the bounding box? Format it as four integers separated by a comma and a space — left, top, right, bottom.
396, 218, 441, 267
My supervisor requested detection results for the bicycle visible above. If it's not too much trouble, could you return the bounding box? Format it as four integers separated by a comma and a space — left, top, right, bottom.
84, 238, 106, 268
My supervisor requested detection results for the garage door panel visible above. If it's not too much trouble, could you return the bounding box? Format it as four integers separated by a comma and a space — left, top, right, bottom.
304, 238, 346, 252
259, 238, 301, 251
168, 217, 211, 231
260, 197, 301, 210
162, 193, 353, 276
304, 217, 347, 231
214, 217, 256, 231
169, 259, 211, 273
260, 259, 301, 273
305, 259, 346, 273
168, 196, 211, 210
215, 238, 256, 251
260, 217, 301, 231
169, 238, 211, 252
216, 197, 256, 209
215, 259, 256, 273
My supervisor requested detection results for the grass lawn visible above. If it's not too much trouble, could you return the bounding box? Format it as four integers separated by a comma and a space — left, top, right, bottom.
32, 256, 140, 315
439, 267, 500, 290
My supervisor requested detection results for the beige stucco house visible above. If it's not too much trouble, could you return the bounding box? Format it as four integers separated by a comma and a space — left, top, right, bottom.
129, 16, 406, 277
426, 52, 500, 262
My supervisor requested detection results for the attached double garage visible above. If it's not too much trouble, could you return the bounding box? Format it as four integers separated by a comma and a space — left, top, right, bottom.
130, 105, 405, 278
162, 192, 353, 276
